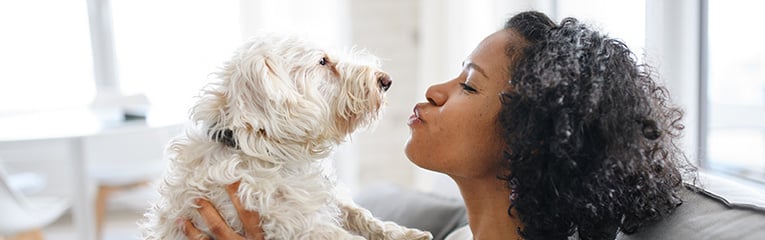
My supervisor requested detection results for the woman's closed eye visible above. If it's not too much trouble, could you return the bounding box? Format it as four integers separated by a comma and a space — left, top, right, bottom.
460, 82, 477, 93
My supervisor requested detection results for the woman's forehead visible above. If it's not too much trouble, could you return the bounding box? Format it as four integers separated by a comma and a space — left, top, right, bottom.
467, 30, 514, 83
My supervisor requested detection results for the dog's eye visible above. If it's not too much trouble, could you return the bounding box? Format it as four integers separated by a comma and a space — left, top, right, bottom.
319, 57, 328, 66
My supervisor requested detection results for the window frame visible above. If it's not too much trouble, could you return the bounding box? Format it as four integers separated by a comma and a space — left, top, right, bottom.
86, 0, 119, 96
698, 0, 710, 171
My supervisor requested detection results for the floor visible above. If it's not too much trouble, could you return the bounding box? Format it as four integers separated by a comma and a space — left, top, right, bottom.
43, 210, 144, 240
41, 186, 154, 240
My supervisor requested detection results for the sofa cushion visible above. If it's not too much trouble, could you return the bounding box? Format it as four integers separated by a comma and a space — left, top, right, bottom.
354, 182, 468, 240
355, 172, 765, 240
617, 172, 765, 240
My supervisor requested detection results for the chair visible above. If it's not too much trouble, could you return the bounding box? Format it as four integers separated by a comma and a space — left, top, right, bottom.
0, 162, 69, 240
82, 123, 178, 239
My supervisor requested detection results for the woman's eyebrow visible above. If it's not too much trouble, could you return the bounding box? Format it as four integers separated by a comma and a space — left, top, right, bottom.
462, 61, 488, 78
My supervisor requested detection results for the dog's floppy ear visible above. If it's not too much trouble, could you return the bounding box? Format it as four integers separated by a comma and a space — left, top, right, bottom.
219, 54, 325, 152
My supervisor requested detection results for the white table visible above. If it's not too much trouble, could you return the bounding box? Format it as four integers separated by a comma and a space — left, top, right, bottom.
0, 107, 185, 240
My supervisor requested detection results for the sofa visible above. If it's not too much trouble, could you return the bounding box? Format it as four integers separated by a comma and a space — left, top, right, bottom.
355, 172, 765, 240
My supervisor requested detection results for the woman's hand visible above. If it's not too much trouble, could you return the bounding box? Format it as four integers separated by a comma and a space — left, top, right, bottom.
181, 181, 265, 240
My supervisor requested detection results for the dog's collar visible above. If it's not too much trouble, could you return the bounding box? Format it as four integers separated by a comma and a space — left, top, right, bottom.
210, 128, 239, 149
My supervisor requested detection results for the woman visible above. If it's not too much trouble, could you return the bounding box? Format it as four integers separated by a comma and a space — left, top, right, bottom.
184, 11, 693, 240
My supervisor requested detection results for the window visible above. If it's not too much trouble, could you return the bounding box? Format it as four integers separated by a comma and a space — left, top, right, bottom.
703, 0, 765, 182
110, 0, 241, 108
99, 0, 348, 109
0, 1, 96, 114
0, 0, 351, 114
556, 0, 646, 58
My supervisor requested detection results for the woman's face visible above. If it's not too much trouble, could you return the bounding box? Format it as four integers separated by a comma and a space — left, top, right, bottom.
405, 29, 517, 179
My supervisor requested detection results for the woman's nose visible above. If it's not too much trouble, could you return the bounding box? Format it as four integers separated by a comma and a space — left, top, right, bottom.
424, 82, 447, 106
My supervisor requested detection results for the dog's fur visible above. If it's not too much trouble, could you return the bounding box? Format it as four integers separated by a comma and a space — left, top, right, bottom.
139, 34, 432, 240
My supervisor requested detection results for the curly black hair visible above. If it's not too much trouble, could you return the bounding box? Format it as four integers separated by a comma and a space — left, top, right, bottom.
498, 11, 695, 240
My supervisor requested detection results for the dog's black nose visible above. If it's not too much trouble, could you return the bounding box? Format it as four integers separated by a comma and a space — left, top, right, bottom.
378, 74, 392, 91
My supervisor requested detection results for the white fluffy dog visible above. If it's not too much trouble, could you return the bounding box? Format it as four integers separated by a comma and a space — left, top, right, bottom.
140, 33, 432, 240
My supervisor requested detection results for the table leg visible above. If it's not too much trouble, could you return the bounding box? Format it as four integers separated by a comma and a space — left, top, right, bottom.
70, 138, 96, 240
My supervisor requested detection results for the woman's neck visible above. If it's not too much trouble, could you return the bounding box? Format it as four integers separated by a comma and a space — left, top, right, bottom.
452, 175, 523, 240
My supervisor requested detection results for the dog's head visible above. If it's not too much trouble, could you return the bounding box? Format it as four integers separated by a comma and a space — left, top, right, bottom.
192, 33, 390, 158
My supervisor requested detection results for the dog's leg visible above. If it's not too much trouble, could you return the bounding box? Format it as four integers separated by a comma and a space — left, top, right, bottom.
337, 200, 433, 240
301, 222, 368, 240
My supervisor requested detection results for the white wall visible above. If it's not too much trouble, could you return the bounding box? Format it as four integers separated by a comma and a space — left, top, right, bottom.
645, 0, 701, 165
0, 0, 705, 202
346, 0, 704, 196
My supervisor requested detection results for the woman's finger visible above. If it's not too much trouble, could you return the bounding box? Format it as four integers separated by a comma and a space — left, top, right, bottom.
181, 219, 211, 240
196, 198, 245, 240
226, 181, 266, 240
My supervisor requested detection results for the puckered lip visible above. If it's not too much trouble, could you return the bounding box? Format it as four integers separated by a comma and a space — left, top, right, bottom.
408, 104, 424, 126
